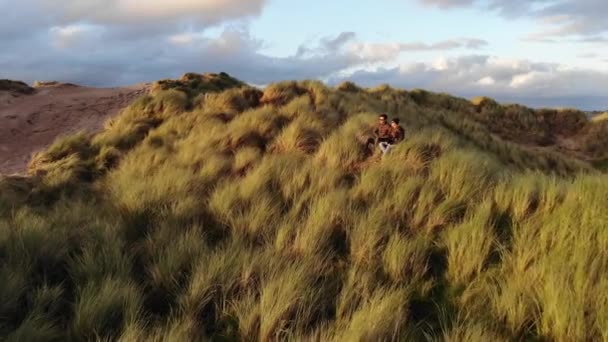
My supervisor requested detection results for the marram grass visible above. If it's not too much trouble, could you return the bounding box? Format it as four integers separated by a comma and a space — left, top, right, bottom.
1, 72, 607, 341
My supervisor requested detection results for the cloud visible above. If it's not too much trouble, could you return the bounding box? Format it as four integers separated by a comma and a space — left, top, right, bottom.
578, 52, 599, 59
322, 32, 358, 51
362, 38, 487, 52
0, 22, 488, 87
420, 0, 535, 16
9, 16, 600, 110
0, 0, 268, 41
21, 0, 266, 26
1, 0, 603, 110
420, 0, 475, 9
296, 31, 357, 58
419, 0, 608, 40
349, 38, 487, 61
0, 0, 268, 85
0, 28, 360, 86
330, 55, 608, 110
477, 76, 496, 85
295, 33, 485, 61
0, 0, 489, 88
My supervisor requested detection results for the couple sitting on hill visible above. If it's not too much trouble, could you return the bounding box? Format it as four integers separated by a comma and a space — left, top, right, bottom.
372, 113, 405, 155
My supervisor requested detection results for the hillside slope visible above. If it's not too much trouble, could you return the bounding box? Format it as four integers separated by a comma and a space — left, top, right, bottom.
0, 80, 148, 174
0, 73, 607, 341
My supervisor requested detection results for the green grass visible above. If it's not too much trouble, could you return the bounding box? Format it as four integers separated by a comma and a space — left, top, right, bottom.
1, 73, 607, 341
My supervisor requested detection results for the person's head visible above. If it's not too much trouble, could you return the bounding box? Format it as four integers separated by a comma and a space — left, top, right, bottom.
379, 114, 388, 124
391, 118, 400, 128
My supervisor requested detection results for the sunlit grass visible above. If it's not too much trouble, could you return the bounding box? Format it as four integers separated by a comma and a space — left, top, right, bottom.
1, 73, 607, 341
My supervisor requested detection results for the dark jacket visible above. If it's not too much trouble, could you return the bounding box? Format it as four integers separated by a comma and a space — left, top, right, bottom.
390, 125, 405, 144
374, 123, 392, 142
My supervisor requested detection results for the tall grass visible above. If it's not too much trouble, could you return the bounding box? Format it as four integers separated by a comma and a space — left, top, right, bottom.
0, 75, 606, 341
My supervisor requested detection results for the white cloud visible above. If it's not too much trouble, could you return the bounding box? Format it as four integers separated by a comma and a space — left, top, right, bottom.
578, 52, 599, 59
478, 76, 496, 85
0, 0, 268, 42
432, 57, 449, 71
350, 43, 403, 62
41, 0, 267, 26
350, 38, 487, 61
331, 54, 608, 109
510, 72, 540, 88
420, 0, 475, 9
50, 24, 101, 49
169, 33, 195, 45
419, 0, 608, 40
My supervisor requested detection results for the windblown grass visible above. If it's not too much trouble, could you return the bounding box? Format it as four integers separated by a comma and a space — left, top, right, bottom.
1, 73, 606, 341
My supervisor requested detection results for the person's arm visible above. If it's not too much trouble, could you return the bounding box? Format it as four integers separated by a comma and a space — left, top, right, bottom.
395, 127, 405, 143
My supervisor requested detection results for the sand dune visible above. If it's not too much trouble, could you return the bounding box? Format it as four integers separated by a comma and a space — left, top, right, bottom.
0, 82, 149, 175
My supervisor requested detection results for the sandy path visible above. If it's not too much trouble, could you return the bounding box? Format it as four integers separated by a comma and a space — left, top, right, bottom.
0, 84, 149, 175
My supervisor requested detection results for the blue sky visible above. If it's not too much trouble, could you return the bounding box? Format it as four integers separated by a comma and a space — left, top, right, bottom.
2, 0, 608, 109
249, 0, 605, 68
253, 1, 512, 56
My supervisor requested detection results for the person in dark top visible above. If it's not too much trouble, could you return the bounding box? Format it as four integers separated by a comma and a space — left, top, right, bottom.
379, 118, 405, 155
390, 118, 405, 143
373, 114, 391, 145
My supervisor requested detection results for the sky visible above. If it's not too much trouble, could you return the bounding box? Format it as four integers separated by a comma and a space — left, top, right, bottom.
2, 0, 608, 109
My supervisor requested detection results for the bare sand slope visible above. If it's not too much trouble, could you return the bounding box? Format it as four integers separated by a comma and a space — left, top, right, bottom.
0, 83, 149, 175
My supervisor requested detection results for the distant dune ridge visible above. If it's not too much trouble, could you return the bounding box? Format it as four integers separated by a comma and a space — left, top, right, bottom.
0, 79, 35, 94
0, 73, 607, 341
32, 80, 80, 88
0, 80, 149, 174
592, 111, 608, 122
0, 75, 606, 175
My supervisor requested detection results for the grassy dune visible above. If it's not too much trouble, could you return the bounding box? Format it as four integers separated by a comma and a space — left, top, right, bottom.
0, 79, 34, 94
1, 73, 607, 341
